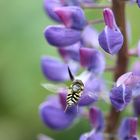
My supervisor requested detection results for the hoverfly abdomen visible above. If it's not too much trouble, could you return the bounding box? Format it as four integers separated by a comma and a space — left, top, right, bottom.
66, 79, 84, 107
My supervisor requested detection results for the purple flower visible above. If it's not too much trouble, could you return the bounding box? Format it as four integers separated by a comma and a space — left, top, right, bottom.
89, 107, 104, 132
118, 117, 138, 140
39, 92, 77, 130
78, 77, 104, 106
44, 25, 81, 47
110, 85, 132, 111
116, 72, 140, 97
41, 56, 78, 82
133, 95, 140, 116
82, 26, 99, 48
137, 0, 140, 8
80, 48, 105, 74
58, 42, 81, 62
54, 6, 87, 30
80, 130, 104, 140
98, 8, 123, 55
43, 0, 63, 22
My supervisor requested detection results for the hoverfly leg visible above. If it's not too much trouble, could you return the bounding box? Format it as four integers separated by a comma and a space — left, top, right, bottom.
64, 105, 69, 113
76, 104, 79, 113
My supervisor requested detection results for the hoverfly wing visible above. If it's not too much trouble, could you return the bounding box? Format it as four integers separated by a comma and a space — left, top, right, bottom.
85, 88, 110, 104
41, 83, 67, 93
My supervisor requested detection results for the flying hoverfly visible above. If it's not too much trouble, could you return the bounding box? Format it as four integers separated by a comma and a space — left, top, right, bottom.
42, 67, 111, 112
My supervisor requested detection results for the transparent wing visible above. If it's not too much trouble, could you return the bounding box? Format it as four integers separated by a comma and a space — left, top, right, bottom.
85, 88, 110, 104
41, 83, 67, 93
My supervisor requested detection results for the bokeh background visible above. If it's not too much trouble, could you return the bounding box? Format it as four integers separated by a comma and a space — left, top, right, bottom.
0, 0, 140, 140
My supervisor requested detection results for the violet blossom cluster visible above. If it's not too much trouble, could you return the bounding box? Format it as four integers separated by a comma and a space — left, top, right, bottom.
38, 0, 140, 140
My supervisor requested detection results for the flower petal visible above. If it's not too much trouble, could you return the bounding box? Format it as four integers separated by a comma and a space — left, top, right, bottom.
54, 6, 87, 30
98, 26, 123, 55
78, 77, 105, 106
110, 85, 132, 111
116, 72, 140, 97
89, 107, 104, 132
39, 94, 77, 130
41, 56, 78, 82
44, 0, 62, 22
137, 0, 140, 8
118, 117, 138, 140
80, 48, 105, 74
58, 42, 81, 62
44, 25, 81, 47
82, 26, 99, 48
103, 8, 117, 29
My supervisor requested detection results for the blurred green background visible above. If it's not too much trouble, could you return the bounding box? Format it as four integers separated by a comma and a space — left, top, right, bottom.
0, 0, 140, 140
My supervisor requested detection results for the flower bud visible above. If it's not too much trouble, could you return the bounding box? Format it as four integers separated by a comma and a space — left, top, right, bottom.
80, 48, 105, 74
89, 107, 104, 132
110, 85, 132, 111
44, 25, 81, 47
118, 117, 138, 140
54, 6, 87, 30
98, 8, 123, 55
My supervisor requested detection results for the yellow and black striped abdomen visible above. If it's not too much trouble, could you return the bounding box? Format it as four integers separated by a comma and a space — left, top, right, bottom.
66, 79, 84, 107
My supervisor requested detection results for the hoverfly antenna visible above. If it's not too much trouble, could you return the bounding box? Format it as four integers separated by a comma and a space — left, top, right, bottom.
67, 66, 74, 81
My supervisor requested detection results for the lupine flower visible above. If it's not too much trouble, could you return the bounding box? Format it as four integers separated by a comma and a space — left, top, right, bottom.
54, 6, 87, 30
37, 134, 54, 140
110, 84, 132, 111
118, 117, 138, 140
58, 42, 81, 62
98, 8, 123, 55
116, 72, 140, 97
82, 26, 99, 48
137, 0, 140, 8
44, 25, 81, 47
80, 47, 105, 74
80, 107, 104, 140
41, 56, 78, 82
43, 0, 63, 22
78, 77, 105, 106
89, 107, 104, 132
39, 92, 77, 130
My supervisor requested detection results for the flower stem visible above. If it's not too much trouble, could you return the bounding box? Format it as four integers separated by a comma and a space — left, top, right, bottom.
105, 0, 129, 140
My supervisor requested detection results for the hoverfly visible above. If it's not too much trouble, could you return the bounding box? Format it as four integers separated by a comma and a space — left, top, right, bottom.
42, 66, 110, 112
